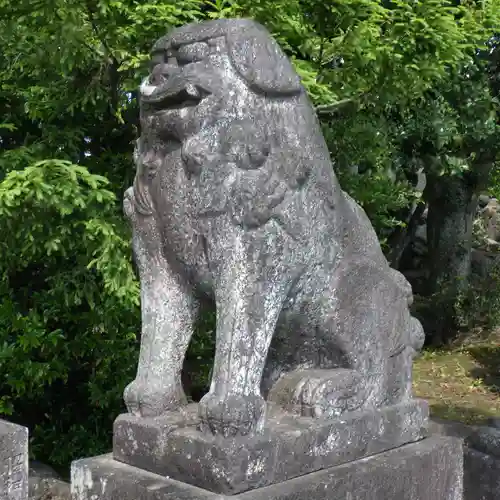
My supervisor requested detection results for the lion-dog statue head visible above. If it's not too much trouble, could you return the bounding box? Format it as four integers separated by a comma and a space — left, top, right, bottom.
123, 18, 425, 438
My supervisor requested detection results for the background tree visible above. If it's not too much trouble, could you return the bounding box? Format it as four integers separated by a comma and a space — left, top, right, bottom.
400, 42, 500, 343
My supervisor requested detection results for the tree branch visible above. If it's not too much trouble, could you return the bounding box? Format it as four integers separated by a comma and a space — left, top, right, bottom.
314, 98, 358, 116
85, 1, 119, 66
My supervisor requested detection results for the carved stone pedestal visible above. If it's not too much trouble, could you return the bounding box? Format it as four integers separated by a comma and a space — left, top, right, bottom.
71, 435, 463, 500
71, 399, 462, 500
112, 400, 428, 494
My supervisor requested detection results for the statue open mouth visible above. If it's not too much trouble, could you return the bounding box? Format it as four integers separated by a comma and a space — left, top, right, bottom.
140, 73, 211, 110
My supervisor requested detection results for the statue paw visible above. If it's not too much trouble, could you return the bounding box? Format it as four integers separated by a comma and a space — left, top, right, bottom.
268, 369, 367, 418
124, 378, 187, 417
300, 369, 366, 418
198, 393, 266, 437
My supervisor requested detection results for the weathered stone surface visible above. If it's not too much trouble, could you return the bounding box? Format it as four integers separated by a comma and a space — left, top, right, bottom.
470, 248, 500, 278
113, 399, 428, 494
487, 417, 500, 429
428, 417, 474, 439
464, 448, 500, 500
29, 462, 70, 500
72, 436, 462, 500
466, 425, 500, 459
123, 16, 424, 439
431, 419, 500, 459
479, 194, 492, 208
428, 417, 500, 500
481, 198, 500, 242
0, 419, 28, 500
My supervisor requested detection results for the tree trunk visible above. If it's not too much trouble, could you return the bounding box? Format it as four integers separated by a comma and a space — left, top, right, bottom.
387, 167, 427, 269
387, 202, 426, 269
424, 165, 491, 344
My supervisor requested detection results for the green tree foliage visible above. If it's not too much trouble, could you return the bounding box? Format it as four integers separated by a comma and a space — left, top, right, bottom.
0, 0, 499, 468
0, 159, 139, 465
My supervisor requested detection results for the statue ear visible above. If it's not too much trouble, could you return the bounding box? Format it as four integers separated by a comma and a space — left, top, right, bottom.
226, 20, 302, 96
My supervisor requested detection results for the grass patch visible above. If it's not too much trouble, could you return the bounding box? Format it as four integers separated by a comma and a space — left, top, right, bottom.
412, 329, 500, 425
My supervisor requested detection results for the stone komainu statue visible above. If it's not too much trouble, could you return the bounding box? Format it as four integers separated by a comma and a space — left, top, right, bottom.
123, 18, 425, 438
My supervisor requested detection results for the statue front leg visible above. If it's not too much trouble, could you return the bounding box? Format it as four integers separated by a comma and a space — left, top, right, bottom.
198, 225, 292, 437
123, 188, 198, 417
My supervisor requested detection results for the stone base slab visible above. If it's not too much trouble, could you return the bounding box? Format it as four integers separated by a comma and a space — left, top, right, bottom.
113, 399, 428, 494
71, 436, 463, 500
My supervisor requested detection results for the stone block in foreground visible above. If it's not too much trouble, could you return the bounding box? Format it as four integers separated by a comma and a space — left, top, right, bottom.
0, 419, 28, 500
71, 435, 463, 500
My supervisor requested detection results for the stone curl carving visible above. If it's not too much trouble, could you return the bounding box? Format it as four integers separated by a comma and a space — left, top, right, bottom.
123, 18, 425, 438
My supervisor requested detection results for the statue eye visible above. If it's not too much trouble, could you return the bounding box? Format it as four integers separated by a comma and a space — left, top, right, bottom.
176, 42, 209, 64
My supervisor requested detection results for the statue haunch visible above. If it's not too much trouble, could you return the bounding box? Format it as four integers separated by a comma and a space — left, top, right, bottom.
123, 18, 425, 438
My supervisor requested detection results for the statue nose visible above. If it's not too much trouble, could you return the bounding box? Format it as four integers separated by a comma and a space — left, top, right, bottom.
149, 63, 179, 86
